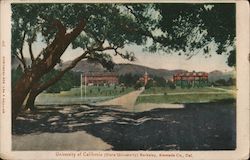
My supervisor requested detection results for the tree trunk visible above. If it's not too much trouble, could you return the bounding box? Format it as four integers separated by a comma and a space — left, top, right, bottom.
24, 89, 40, 111
12, 20, 86, 120
12, 71, 34, 121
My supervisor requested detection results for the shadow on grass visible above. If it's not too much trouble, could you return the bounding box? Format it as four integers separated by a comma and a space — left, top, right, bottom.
13, 99, 236, 150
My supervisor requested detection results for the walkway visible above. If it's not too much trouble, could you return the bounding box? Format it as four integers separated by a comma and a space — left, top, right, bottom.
96, 88, 184, 112
96, 88, 145, 110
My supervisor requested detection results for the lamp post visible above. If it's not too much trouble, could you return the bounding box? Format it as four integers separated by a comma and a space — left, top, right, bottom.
84, 74, 87, 100
81, 73, 87, 102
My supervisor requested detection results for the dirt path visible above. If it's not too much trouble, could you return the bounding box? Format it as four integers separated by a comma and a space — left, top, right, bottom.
96, 88, 144, 110
96, 88, 185, 112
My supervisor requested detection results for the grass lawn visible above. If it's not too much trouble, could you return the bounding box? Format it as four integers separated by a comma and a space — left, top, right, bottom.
136, 86, 236, 104
60, 85, 134, 97
214, 86, 236, 90
142, 86, 229, 94
136, 93, 235, 104
36, 86, 134, 105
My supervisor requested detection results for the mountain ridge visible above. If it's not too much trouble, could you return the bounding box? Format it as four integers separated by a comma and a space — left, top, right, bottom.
60, 60, 235, 81
12, 57, 235, 82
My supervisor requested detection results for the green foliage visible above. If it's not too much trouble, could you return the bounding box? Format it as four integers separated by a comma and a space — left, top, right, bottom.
152, 76, 166, 87
167, 81, 176, 89
42, 70, 80, 93
213, 78, 236, 86
11, 4, 151, 53
145, 79, 154, 89
119, 74, 141, 87
10, 3, 236, 106
227, 49, 236, 67
11, 65, 80, 93
58, 85, 133, 97
134, 82, 143, 90
143, 86, 223, 95
119, 74, 167, 88
136, 93, 235, 104
154, 3, 236, 65
12, 3, 236, 67
87, 53, 114, 71
227, 78, 236, 86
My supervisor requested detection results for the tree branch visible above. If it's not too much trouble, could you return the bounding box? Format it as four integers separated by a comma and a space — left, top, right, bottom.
186, 41, 210, 60
18, 31, 27, 69
39, 19, 67, 59
41, 17, 66, 37
27, 30, 37, 63
34, 19, 68, 64
34, 48, 45, 62
36, 50, 90, 92
31, 19, 86, 78
33, 40, 131, 94
94, 43, 135, 61
14, 53, 26, 68
52, 19, 66, 35
35, 43, 115, 93
66, 20, 86, 42
123, 6, 167, 45
28, 42, 35, 62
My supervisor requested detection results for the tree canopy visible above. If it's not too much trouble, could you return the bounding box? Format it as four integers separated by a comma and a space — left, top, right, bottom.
12, 3, 236, 69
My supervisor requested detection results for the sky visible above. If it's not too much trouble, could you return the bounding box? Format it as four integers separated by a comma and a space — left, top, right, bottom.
23, 40, 233, 73
110, 45, 233, 72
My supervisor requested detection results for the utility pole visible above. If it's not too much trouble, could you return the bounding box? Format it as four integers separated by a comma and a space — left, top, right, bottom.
84, 74, 87, 100
80, 73, 83, 101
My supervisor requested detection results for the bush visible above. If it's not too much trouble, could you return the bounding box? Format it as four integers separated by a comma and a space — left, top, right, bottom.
145, 80, 154, 89
167, 81, 176, 89
44, 70, 81, 93
134, 82, 143, 89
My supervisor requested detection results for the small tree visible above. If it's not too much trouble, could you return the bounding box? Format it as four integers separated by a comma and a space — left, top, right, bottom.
167, 81, 176, 89
145, 80, 154, 89
226, 78, 236, 86
134, 82, 143, 90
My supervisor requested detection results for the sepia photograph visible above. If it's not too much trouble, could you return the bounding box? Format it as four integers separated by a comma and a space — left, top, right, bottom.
0, 0, 249, 160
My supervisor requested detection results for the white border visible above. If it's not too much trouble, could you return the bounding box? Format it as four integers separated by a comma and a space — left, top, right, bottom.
0, 1, 249, 160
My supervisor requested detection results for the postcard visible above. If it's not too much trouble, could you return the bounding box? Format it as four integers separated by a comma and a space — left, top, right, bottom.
0, 0, 249, 159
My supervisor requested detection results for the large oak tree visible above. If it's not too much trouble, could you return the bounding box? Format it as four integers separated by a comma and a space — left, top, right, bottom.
11, 3, 235, 120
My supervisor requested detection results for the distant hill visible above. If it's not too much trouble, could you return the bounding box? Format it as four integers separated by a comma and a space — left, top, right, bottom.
113, 63, 187, 80
58, 60, 186, 79
208, 70, 235, 82
13, 58, 235, 82
59, 60, 106, 73
59, 60, 235, 81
